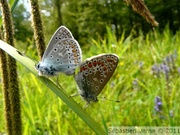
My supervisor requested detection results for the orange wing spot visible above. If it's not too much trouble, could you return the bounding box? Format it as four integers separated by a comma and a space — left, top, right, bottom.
106, 58, 112, 62
97, 61, 101, 65
104, 71, 108, 75
69, 41, 73, 45
93, 61, 97, 66
101, 63, 104, 66
71, 45, 75, 48
80, 66, 88, 72
113, 61, 117, 65
74, 54, 78, 57
72, 49, 77, 52
75, 60, 79, 64
88, 63, 92, 68
103, 66, 107, 71
63, 41, 68, 44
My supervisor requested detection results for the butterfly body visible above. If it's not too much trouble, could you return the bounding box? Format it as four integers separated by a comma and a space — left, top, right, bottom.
35, 26, 82, 76
75, 54, 119, 103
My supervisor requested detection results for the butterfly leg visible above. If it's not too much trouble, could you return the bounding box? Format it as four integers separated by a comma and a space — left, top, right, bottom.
83, 103, 90, 109
56, 76, 63, 89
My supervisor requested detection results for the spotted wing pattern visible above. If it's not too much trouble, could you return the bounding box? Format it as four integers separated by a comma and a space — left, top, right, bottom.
75, 54, 119, 103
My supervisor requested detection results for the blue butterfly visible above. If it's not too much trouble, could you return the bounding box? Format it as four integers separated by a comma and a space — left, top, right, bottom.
35, 26, 82, 76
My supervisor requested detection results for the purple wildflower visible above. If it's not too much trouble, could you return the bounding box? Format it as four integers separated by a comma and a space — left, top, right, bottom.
151, 64, 161, 77
132, 78, 139, 90
154, 96, 162, 112
160, 64, 170, 80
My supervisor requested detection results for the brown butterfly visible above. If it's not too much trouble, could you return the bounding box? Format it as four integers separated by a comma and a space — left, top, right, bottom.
75, 54, 119, 104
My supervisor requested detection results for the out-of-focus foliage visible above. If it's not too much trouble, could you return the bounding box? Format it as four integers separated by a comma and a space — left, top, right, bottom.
39, 0, 180, 45
5, 0, 179, 46
13, 3, 33, 43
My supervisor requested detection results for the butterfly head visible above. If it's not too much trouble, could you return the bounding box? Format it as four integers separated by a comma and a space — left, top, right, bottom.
35, 62, 57, 76
80, 91, 99, 103
75, 72, 99, 104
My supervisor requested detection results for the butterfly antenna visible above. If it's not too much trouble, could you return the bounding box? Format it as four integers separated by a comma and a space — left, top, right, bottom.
98, 96, 120, 103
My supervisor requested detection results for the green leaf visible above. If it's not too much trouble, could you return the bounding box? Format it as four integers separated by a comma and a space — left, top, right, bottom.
0, 40, 107, 135
11, 0, 19, 13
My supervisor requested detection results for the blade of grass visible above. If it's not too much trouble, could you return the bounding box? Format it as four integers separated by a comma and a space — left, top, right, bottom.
0, 40, 107, 135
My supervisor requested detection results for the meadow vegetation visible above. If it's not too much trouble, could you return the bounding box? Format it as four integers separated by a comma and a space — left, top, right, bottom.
1, 25, 180, 134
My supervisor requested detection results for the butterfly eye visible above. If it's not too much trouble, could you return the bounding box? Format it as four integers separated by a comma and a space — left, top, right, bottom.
36, 63, 40, 69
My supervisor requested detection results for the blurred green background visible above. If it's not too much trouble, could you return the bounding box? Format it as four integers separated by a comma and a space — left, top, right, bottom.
0, 0, 180, 134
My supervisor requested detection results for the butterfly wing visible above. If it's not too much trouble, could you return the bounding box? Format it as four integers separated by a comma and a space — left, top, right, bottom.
43, 38, 82, 75
42, 26, 74, 61
75, 54, 119, 102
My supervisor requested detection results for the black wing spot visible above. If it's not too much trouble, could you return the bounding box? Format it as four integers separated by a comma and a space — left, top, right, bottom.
100, 79, 104, 83
87, 81, 90, 85
54, 48, 58, 52
50, 55, 53, 58
84, 72, 88, 76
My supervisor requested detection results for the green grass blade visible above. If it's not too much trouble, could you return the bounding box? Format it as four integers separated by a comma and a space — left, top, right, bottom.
10, 0, 19, 13
0, 40, 106, 135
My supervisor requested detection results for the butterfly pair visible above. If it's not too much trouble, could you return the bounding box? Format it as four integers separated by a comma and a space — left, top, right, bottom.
35, 26, 119, 104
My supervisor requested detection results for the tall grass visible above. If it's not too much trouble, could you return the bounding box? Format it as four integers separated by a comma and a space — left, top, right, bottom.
0, 26, 180, 134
